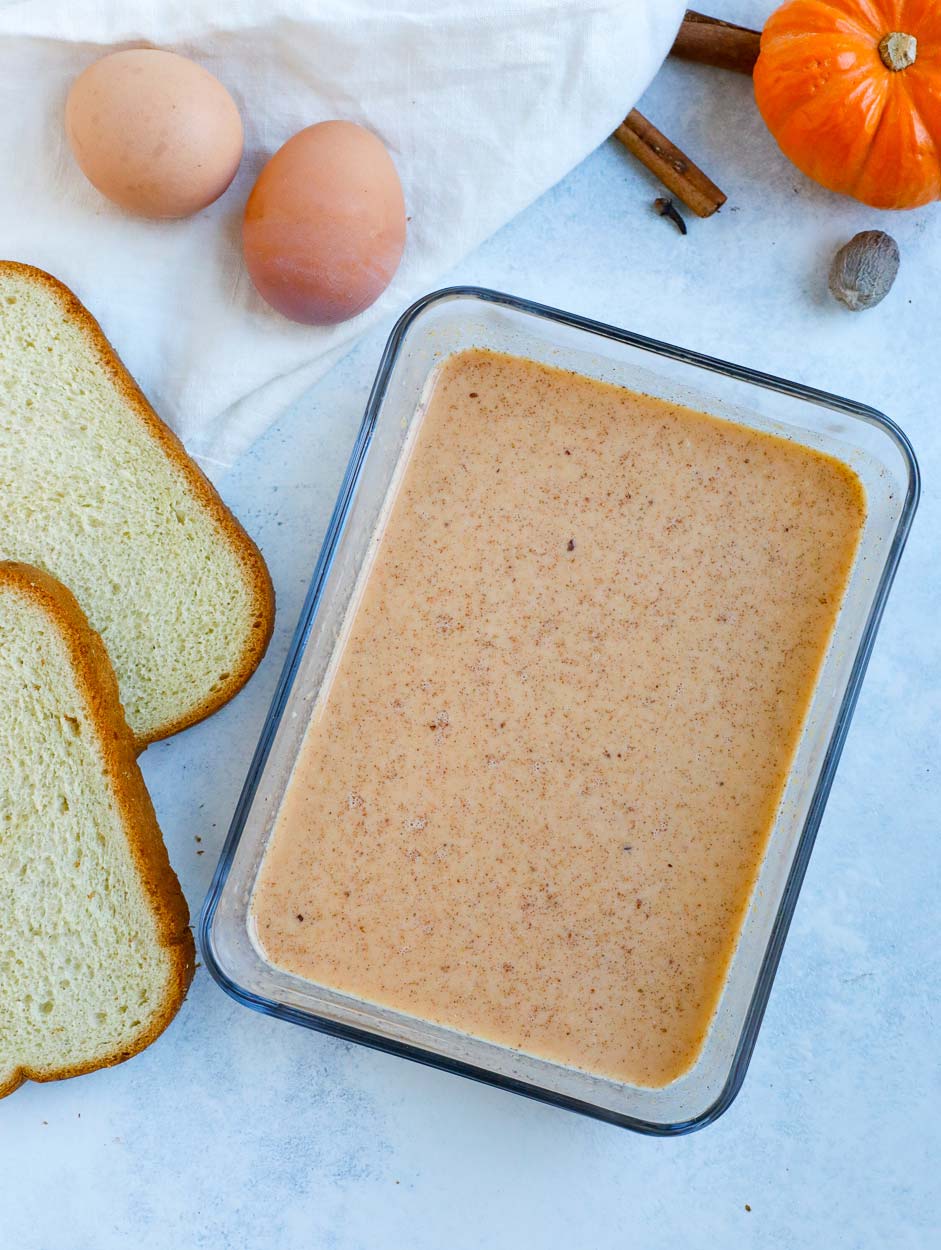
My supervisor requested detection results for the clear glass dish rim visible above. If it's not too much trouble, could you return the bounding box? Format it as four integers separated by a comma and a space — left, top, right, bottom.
198, 286, 920, 1136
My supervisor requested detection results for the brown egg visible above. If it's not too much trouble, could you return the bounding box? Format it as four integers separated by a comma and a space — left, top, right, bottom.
242, 121, 406, 325
65, 49, 243, 219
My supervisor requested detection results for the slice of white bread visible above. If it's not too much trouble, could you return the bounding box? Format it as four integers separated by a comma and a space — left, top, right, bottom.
0, 561, 195, 1098
0, 261, 274, 747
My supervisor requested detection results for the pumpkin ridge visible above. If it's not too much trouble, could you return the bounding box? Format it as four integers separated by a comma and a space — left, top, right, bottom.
847, 76, 902, 200
763, 0, 881, 44
762, 28, 873, 53
906, 0, 941, 45
894, 68, 941, 172
825, 71, 894, 192
826, 0, 893, 38
851, 72, 941, 207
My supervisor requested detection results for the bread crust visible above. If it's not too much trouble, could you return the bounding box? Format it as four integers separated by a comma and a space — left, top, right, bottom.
0, 561, 196, 1099
0, 260, 275, 750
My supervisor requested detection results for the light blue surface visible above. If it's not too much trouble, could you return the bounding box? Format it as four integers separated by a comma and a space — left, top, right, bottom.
3, 6, 939, 1245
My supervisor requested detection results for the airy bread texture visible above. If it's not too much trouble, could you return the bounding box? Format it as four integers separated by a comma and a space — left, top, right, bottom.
0, 261, 274, 746
0, 562, 194, 1098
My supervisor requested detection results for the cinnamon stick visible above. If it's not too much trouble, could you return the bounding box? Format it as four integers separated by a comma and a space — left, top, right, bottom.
614, 110, 726, 218
671, 10, 761, 75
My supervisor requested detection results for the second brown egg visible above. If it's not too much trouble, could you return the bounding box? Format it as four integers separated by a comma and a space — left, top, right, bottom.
243, 121, 406, 326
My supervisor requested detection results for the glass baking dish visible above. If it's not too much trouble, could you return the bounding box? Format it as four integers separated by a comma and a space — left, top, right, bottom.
199, 287, 918, 1135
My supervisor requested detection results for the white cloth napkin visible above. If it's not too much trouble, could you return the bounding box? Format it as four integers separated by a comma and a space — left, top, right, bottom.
0, 0, 684, 475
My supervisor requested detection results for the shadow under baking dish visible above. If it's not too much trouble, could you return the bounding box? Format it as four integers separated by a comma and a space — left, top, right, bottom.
199, 288, 919, 1135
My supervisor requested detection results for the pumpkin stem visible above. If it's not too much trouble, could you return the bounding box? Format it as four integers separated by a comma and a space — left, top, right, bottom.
879, 32, 917, 71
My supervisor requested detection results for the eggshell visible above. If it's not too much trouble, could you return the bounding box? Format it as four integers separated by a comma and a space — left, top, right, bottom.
242, 121, 406, 325
65, 49, 243, 219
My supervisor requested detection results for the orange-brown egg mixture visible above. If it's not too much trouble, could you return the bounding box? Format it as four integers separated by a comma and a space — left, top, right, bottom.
252, 349, 865, 1088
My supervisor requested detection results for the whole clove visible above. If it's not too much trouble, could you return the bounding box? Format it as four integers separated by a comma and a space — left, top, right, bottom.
654, 197, 688, 235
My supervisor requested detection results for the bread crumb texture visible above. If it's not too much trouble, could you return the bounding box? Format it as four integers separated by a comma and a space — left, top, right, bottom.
0, 262, 274, 745
0, 562, 194, 1096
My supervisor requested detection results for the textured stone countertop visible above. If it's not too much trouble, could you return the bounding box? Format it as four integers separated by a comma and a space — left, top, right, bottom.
3, 4, 938, 1246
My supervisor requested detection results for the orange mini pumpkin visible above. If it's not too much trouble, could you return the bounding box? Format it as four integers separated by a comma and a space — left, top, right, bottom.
754, 0, 941, 209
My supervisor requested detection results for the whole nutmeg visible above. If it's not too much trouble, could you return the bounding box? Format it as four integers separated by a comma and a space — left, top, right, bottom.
829, 230, 900, 312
